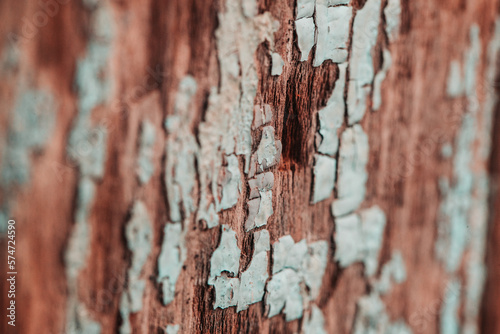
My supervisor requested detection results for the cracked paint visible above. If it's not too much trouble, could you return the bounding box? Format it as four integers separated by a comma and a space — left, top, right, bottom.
136, 120, 156, 184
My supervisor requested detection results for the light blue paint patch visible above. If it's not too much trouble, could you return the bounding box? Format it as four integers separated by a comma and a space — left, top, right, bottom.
68, 5, 114, 180
384, 0, 401, 42
302, 305, 327, 334
266, 236, 328, 320
312, 154, 336, 204
296, 0, 315, 20
65, 177, 96, 281
295, 17, 315, 62
387, 320, 413, 334
440, 280, 461, 334
1, 88, 56, 186
317, 62, 346, 156
464, 25, 480, 97
347, 0, 382, 124
196, 3, 279, 227
208, 225, 241, 285
64, 177, 101, 334
314, 3, 352, 66
120, 201, 153, 334
374, 250, 407, 295
165, 324, 180, 334
372, 49, 392, 111
436, 114, 474, 273
220, 154, 242, 210
271, 53, 285, 76
157, 223, 185, 305
266, 268, 303, 321
165, 76, 199, 223
334, 206, 386, 276
332, 125, 369, 216
136, 120, 156, 184
441, 143, 453, 159
352, 293, 388, 334
237, 230, 270, 311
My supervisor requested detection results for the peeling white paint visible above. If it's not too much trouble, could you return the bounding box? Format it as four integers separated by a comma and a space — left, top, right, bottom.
314, 3, 352, 66
334, 206, 386, 276
197, 1, 279, 227
372, 49, 392, 111
237, 230, 270, 311
266, 236, 328, 320
332, 125, 369, 217
165, 324, 180, 334
271, 53, 285, 76
165, 76, 198, 223
384, 0, 401, 42
120, 201, 153, 334
297, 0, 315, 20
295, 17, 315, 62
346, 0, 382, 124
374, 251, 407, 295
220, 154, 242, 210
157, 223, 185, 305
209, 225, 241, 285
302, 305, 327, 334
253, 104, 273, 129
136, 120, 156, 184
317, 63, 346, 156
312, 154, 336, 203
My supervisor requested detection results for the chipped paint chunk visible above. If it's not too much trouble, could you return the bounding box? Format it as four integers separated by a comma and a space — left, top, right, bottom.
266, 268, 304, 321
253, 104, 273, 129
271, 53, 285, 76
332, 125, 369, 216
440, 280, 461, 334
267, 237, 328, 320
136, 120, 156, 184
246, 188, 274, 231
197, 0, 280, 227
372, 49, 392, 111
347, 0, 382, 124
212, 274, 240, 309
295, 17, 315, 62
237, 230, 270, 311
374, 251, 407, 294
220, 154, 242, 210
165, 324, 180, 334
1, 88, 56, 187
317, 63, 347, 156
209, 225, 241, 285
120, 201, 153, 333
384, 0, 401, 42
312, 154, 336, 203
302, 305, 327, 334
314, 4, 352, 66
296, 0, 315, 19
157, 223, 185, 305
334, 206, 386, 276
165, 76, 198, 223
255, 126, 282, 171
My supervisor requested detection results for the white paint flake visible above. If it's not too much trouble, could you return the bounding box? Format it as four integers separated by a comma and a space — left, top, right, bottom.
312, 154, 336, 204
296, 17, 316, 62
384, 0, 401, 42
209, 225, 241, 285
332, 125, 369, 217
266, 237, 328, 320
197, 0, 280, 228
372, 49, 392, 111
302, 305, 327, 334
120, 201, 153, 334
136, 120, 156, 184
220, 154, 242, 210
253, 104, 273, 129
317, 63, 347, 156
314, 3, 352, 66
334, 206, 386, 276
347, 0, 382, 124
271, 52, 285, 76
165, 76, 198, 223
157, 223, 185, 305
297, 0, 315, 20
